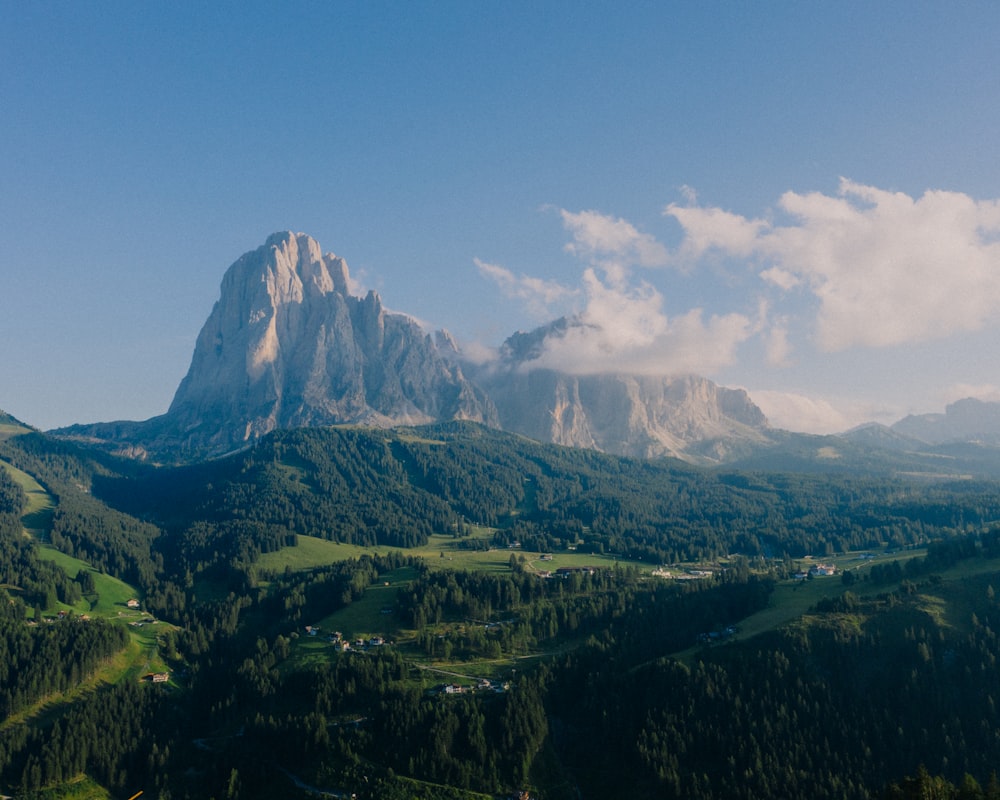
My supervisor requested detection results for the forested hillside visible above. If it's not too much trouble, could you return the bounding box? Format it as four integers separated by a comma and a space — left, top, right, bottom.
5, 425, 1000, 798
92, 422, 1000, 565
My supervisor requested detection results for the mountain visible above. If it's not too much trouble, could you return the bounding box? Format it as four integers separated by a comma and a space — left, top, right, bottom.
839, 422, 924, 452
474, 317, 770, 462
51, 232, 777, 463
57, 233, 496, 459
891, 397, 1000, 445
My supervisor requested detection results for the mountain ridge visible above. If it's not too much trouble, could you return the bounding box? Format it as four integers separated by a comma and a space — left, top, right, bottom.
891, 397, 1000, 445
51, 232, 773, 463
43, 232, 1000, 471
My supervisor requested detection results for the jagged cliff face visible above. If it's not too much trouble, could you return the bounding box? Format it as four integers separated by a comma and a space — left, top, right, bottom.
55, 233, 771, 463
472, 319, 771, 462
479, 368, 768, 462
163, 232, 496, 454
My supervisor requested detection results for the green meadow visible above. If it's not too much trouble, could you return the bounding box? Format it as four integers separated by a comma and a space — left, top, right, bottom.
3, 459, 55, 539
258, 530, 657, 577
1, 457, 178, 694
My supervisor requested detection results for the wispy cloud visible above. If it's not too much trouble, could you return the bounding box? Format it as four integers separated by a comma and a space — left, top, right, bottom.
747, 389, 886, 434
551, 209, 751, 374
666, 179, 1000, 351
477, 208, 753, 376
559, 208, 669, 268
526, 269, 752, 375
474, 258, 577, 318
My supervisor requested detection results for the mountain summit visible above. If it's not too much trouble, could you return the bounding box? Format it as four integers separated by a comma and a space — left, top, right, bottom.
58, 233, 495, 457
55, 232, 772, 462
166, 232, 497, 453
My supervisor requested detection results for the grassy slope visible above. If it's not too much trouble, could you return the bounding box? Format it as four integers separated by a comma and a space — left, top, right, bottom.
3, 459, 55, 539
0, 460, 177, 723
259, 530, 660, 576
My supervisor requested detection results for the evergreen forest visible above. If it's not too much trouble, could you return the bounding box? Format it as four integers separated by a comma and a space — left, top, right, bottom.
5, 421, 1000, 798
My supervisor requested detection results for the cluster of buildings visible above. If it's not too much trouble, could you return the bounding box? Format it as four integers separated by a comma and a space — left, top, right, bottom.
305, 626, 388, 652
432, 677, 510, 696
651, 567, 715, 580
793, 563, 837, 579
697, 625, 738, 644
534, 565, 599, 579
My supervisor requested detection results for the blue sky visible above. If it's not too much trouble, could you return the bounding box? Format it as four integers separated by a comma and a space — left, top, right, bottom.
3, 2, 1000, 433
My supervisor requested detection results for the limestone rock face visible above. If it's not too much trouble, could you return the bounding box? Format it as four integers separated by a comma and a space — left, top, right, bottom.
474, 320, 770, 462
55, 234, 772, 464
161, 232, 496, 454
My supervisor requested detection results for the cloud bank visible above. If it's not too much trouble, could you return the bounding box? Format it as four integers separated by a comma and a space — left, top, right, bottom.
667, 178, 1000, 351
478, 208, 753, 375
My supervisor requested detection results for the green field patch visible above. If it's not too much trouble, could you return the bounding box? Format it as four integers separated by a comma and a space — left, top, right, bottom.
18, 549, 177, 683
0, 421, 31, 440
259, 532, 654, 578
28, 773, 112, 800
285, 567, 418, 671
35, 545, 139, 616
665, 549, 934, 665
2, 458, 55, 537
313, 566, 416, 639
258, 535, 377, 572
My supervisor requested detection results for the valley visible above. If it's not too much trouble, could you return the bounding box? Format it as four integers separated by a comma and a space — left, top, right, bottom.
5, 420, 1000, 798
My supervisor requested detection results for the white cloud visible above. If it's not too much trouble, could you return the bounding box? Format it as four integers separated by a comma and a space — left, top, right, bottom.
666, 179, 1000, 351
748, 390, 863, 434
759, 266, 800, 291
523, 266, 752, 375
666, 204, 768, 264
475, 207, 757, 377
559, 209, 669, 268
474, 258, 577, 318
763, 322, 792, 367
943, 383, 1000, 405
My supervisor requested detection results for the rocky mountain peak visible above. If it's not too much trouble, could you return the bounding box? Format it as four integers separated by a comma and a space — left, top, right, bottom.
470, 320, 770, 463
52, 233, 771, 463
153, 232, 497, 455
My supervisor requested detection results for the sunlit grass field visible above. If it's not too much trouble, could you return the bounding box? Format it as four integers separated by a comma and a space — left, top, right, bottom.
258, 530, 657, 576
3, 459, 55, 537
0, 458, 178, 703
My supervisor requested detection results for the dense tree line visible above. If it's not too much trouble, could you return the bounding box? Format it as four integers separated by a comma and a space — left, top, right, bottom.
96, 428, 456, 548
10, 426, 1000, 797
0, 613, 128, 721
0, 468, 82, 611
885, 765, 1000, 799
397, 563, 772, 662
1, 679, 173, 798
90, 423, 1000, 566
536, 562, 1000, 799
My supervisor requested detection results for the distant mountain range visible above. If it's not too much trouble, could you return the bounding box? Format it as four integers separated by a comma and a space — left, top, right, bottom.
889, 398, 1000, 445
43, 232, 1000, 474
